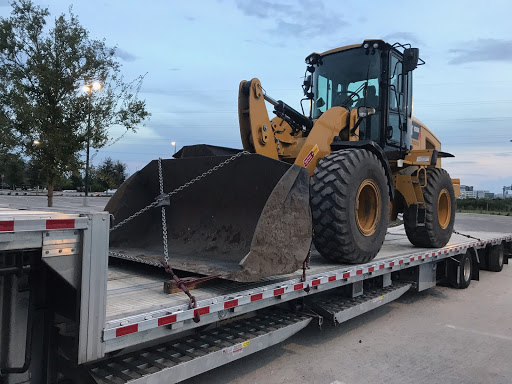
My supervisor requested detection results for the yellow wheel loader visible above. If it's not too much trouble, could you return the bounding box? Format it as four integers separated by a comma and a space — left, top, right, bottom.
107, 40, 460, 282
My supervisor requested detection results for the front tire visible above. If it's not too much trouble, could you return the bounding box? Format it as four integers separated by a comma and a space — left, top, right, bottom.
404, 168, 456, 248
310, 149, 389, 264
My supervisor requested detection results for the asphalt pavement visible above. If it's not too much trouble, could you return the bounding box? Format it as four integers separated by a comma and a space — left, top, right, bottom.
0, 193, 110, 213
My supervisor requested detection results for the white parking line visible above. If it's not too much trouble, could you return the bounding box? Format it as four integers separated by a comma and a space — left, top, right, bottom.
445, 324, 512, 341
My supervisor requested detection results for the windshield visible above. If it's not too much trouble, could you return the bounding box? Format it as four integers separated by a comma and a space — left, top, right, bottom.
312, 47, 382, 140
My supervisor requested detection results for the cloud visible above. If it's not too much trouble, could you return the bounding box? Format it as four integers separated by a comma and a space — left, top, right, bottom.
115, 47, 137, 62
234, 0, 288, 19
448, 39, 512, 64
233, 0, 348, 38
383, 32, 423, 46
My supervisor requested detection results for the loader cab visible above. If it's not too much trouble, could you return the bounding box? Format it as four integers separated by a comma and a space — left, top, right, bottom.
306, 40, 421, 159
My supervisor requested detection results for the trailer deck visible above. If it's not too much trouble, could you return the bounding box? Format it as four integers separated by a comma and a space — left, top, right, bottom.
103, 225, 511, 352
104, 226, 487, 321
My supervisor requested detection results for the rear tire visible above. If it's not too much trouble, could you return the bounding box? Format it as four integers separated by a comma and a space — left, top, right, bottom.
449, 252, 472, 289
310, 149, 389, 264
488, 244, 504, 272
404, 168, 455, 248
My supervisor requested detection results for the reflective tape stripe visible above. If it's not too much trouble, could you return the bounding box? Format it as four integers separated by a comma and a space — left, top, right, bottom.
158, 314, 177, 326
251, 293, 263, 301
116, 324, 138, 337
224, 299, 238, 309
0, 221, 14, 232
46, 219, 75, 229
274, 288, 285, 296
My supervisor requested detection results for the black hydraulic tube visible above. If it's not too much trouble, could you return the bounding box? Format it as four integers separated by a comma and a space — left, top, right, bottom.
264, 94, 313, 132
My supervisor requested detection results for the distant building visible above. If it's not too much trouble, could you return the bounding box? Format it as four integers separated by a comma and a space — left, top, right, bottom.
484, 192, 495, 199
476, 190, 490, 199
459, 185, 475, 199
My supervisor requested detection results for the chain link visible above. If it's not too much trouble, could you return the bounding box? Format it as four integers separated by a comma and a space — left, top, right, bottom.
108, 251, 163, 267
453, 229, 482, 242
158, 158, 170, 264
109, 150, 249, 233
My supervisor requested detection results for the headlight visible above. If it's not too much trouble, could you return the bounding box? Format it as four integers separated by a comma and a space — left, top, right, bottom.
357, 106, 376, 118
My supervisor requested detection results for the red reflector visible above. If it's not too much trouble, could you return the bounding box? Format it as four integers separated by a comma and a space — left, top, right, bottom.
312, 279, 321, 286
410, 257, 415, 261
0, 221, 14, 232
379, 264, 385, 269
356, 269, 362, 275
294, 283, 304, 290
46, 219, 75, 230
194, 307, 210, 317
116, 324, 138, 337
389, 262, 395, 267
328, 275, 336, 282
224, 299, 238, 309
398, 260, 404, 265
274, 288, 285, 296
418, 256, 422, 260
251, 293, 263, 301
368, 267, 374, 272
432, 253, 436, 257
158, 314, 177, 326
343, 272, 350, 279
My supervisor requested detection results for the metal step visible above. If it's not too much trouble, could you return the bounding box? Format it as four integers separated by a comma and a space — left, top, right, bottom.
87, 311, 311, 384
311, 282, 412, 326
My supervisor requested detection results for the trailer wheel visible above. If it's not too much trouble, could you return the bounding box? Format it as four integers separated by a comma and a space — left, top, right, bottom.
310, 149, 389, 263
404, 168, 456, 248
449, 252, 472, 289
487, 244, 504, 272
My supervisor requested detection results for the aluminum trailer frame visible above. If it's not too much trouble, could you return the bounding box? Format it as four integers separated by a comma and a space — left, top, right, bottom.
1, 209, 511, 383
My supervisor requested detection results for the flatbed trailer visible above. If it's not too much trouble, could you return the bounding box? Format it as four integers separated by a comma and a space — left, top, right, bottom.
1, 209, 511, 383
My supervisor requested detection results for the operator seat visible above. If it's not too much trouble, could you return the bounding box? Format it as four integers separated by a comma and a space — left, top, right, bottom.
356, 85, 378, 108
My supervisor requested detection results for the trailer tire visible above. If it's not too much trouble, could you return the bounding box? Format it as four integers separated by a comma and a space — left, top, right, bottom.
487, 244, 504, 272
404, 168, 455, 248
449, 252, 472, 289
310, 149, 389, 264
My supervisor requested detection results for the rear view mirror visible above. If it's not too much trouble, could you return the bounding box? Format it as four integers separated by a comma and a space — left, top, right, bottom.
403, 48, 419, 72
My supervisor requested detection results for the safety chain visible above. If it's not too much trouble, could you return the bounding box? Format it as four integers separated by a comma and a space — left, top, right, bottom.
109, 150, 249, 233
108, 251, 163, 267
158, 158, 170, 264
453, 229, 482, 242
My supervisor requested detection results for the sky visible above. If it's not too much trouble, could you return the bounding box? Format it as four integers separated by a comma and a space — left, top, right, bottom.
1, 0, 512, 194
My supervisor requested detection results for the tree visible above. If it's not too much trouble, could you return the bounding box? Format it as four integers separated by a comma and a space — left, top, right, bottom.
0, 0, 150, 206
96, 157, 127, 190
0, 152, 26, 187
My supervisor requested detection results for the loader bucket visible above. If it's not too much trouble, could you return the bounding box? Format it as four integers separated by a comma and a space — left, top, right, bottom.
106, 154, 312, 282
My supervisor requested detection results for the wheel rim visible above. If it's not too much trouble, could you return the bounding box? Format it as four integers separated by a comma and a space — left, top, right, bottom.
355, 179, 381, 236
463, 257, 471, 281
437, 188, 451, 229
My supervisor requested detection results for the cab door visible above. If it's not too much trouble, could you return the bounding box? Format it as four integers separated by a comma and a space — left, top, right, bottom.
385, 52, 408, 157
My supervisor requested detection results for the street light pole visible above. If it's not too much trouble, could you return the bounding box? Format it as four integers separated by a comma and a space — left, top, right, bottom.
171, 141, 177, 154
84, 91, 92, 205
82, 81, 103, 207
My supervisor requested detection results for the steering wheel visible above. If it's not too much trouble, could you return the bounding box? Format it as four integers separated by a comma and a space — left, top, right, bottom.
334, 91, 360, 107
